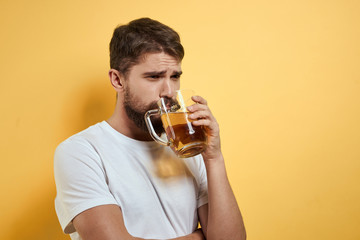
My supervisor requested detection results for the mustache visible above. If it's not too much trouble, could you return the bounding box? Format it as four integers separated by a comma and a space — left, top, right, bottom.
159, 97, 180, 111
146, 97, 178, 112
148, 101, 159, 111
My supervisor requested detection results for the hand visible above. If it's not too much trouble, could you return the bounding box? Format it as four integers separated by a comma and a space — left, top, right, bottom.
191, 228, 206, 240
187, 95, 222, 161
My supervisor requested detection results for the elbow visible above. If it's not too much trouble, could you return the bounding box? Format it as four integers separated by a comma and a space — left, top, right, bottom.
233, 229, 246, 240
239, 224, 247, 240
241, 229, 247, 240
207, 228, 246, 240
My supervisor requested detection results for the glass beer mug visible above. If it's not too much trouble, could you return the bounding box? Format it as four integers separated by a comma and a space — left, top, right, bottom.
145, 90, 207, 158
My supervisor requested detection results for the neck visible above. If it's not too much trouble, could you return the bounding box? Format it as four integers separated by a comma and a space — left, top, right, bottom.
107, 103, 154, 142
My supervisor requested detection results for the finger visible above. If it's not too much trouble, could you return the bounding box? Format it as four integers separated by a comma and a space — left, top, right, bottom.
188, 110, 212, 121
191, 95, 208, 105
192, 119, 219, 133
187, 103, 209, 113
191, 118, 212, 127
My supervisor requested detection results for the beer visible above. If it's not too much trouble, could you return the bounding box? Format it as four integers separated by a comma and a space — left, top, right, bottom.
161, 112, 207, 158
145, 90, 208, 158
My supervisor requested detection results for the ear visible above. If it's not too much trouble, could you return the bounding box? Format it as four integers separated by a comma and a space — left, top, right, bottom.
109, 69, 125, 91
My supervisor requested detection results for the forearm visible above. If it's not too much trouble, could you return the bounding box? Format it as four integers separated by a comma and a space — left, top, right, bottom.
74, 205, 205, 240
80, 229, 204, 240
187, 95, 245, 239
205, 155, 246, 240
132, 229, 205, 240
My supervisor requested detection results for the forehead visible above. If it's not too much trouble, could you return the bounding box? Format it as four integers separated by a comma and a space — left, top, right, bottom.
134, 52, 182, 72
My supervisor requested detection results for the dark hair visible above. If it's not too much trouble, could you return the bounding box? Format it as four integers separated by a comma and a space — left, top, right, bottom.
109, 18, 184, 77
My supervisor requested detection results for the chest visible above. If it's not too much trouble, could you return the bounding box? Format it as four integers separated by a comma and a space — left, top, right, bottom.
102, 148, 199, 222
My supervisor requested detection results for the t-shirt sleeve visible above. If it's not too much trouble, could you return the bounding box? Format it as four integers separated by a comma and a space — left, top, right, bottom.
54, 139, 118, 234
195, 155, 208, 208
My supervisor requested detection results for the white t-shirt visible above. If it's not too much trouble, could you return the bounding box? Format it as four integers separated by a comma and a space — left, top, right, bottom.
54, 121, 208, 240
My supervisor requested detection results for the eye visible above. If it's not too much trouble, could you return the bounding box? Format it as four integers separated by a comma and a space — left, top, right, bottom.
171, 74, 181, 80
147, 75, 160, 80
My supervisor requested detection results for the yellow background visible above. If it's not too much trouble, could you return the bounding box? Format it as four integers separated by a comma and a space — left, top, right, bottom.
1, 0, 359, 239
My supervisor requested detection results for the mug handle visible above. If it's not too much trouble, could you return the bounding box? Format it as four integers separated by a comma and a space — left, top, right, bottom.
145, 109, 170, 146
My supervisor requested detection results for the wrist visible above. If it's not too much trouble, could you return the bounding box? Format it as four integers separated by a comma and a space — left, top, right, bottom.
202, 151, 224, 165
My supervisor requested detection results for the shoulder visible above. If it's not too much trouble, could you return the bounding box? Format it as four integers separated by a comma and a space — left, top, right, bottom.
55, 122, 105, 154
54, 122, 107, 170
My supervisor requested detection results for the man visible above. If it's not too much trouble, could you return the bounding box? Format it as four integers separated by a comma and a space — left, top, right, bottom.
54, 18, 246, 240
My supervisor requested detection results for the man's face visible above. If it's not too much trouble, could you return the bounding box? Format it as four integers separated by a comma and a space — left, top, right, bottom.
122, 52, 182, 133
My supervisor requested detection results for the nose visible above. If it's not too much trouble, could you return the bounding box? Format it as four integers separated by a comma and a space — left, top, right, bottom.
159, 78, 175, 99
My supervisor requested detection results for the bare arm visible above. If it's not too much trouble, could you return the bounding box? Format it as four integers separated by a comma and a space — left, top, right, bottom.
198, 156, 246, 240
73, 204, 205, 240
189, 96, 246, 240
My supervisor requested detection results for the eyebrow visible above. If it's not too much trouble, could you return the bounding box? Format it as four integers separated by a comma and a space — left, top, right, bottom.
142, 70, 183, 76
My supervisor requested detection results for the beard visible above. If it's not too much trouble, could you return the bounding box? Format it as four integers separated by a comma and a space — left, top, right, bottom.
123, 87, 164, 135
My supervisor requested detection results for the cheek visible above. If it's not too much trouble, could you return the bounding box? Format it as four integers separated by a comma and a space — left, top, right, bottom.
141, 88, 159, 102
136, 88, 159, 108
140, 83, 162, 99
129, 81, 156, 99
171, 80, 180, 89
